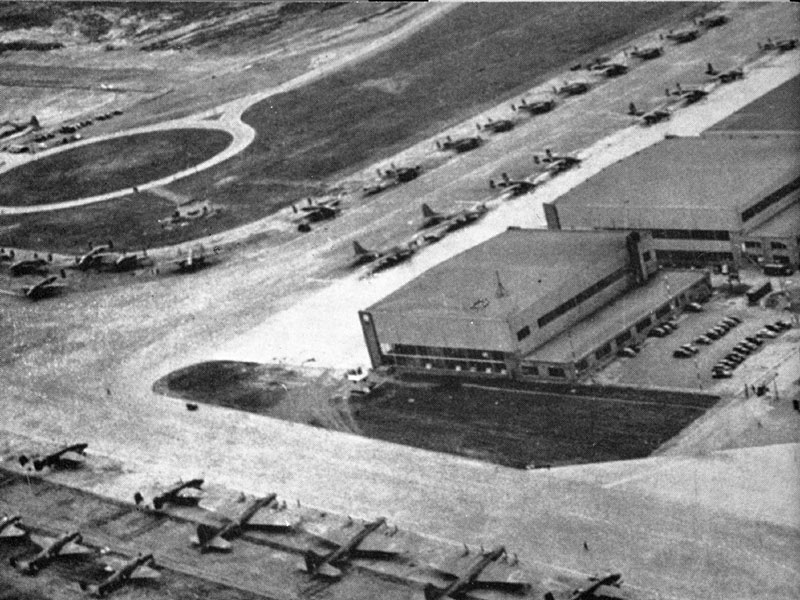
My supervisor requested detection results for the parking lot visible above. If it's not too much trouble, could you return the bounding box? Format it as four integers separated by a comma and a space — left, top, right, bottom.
597, 287, 799, 392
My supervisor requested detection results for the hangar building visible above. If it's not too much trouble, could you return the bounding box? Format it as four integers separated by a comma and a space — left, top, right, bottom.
359, 228, 710, 381
542, 133, 800, 270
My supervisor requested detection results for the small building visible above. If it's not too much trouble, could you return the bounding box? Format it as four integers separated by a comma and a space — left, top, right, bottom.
543, 134, 800, 269
359, 228, 710, 381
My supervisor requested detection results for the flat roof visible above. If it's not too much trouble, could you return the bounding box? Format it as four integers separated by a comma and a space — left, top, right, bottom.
708, 75, 800, 134
748, 200, 800, 238
367, 228, 630, 320
526, 270, 708, 363
552, 135, 800, 213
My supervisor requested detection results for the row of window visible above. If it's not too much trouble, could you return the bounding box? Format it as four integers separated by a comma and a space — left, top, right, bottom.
385, 354, 507, 373
651, 229, 730, 241
741, 176, 800, 223
520, 364, 566, 378
387, 344, 505, 362
536, 267, 629, 329
655, 250, 734, 265
745, 240, 790, 250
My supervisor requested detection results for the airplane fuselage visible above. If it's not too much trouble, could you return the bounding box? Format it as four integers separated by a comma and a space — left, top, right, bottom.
14, 532, 82, 574
323, 517, 386, 567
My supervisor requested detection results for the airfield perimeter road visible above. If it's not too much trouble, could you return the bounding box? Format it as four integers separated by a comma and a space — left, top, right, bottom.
2, 4, 800, 600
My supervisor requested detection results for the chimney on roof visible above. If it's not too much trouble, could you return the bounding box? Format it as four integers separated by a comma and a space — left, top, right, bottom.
495, 271, 508, 298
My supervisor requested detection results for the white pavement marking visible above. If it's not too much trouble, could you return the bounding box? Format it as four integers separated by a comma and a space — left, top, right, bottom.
214, 51, 800, 370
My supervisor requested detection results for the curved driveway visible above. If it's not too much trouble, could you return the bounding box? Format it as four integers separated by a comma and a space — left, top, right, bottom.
0, 3, 456, 216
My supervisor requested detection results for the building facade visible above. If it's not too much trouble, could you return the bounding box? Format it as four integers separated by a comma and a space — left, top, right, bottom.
543, 134, 800, 269
360, 228, 711, 381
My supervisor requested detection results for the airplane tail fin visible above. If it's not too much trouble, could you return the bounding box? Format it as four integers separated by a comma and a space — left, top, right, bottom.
303, 549, 324, 574
423, 583, 444, 600
421, 204, 438, 219
194, 524, 218, 548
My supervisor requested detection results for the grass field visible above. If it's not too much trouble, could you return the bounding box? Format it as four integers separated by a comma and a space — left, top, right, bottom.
154, 361, 718, 469
0, 129, 231, 207
349, 380, 718, 468
1, 2, 707, 252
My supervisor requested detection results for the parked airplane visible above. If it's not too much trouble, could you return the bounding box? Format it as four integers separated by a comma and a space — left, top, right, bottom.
760, 38, 798, 52
664, 28, 699, 43
436, 136, 483, 153
363, 164, 421, 195
667, 83, 708, 104
146, 479, 205, 510
712, 66, 744, 83
192, 494, 296, 552
545, 572, 623, 600
629, 45, 663, 60
422, 546, 531, 600
420, 203, 488, 231
10, 531, 92, 575
76, 247, 144, 272
302, 517, 400, 579
590, 63, 628, 77
511, 97, 556, 115
293, 197, 341, 231
554, 81, 590, 96
0, 515, 26, 540
19, 443, 88, 472
534, 149, 581, 173
698, 14, 728, 28
476, 118, 514, 134
172, 246, 208, 272
21, 275, 66, 300
80, 554, 160, 597
353, 241, 416, 272
9, 257, 47, 277
627, 103, 670, 125
489, 173, 537, 198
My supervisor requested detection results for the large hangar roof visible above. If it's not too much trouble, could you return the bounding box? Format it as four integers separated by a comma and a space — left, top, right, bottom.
709, 75, 800, 134
366, 228, 630, 320
552, 135, 800, 213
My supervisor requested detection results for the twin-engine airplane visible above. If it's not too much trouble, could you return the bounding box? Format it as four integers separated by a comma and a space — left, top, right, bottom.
10, 531, 92, 575
545, 572, 624, 600
422, 546, 531, 600
21, 275, 67, 300
192, 494, 298, 552
80, 554, 160, 597
19, 443, 88, 472
302, 517, 401, 579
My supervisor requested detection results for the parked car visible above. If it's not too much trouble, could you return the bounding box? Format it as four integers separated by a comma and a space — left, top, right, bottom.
757, 329, 778, 339
680, 344, 699, 354
685, 302, 704, 312
745, 336, 763, 346
726, 315, 742, 324
694, 335, 712, 345
673, 348, 693, 358
712, 368, 733, 379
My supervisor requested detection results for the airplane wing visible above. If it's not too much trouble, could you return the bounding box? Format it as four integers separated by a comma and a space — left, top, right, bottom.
0, 524, 26, 538
28, 534, 54, 549
310, 561, 343, 579
246, 509, 300, 530
61, 540, 93, 556
191, 533, 232, 552
130, 564, 161, 580
102, 556, 161, 580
